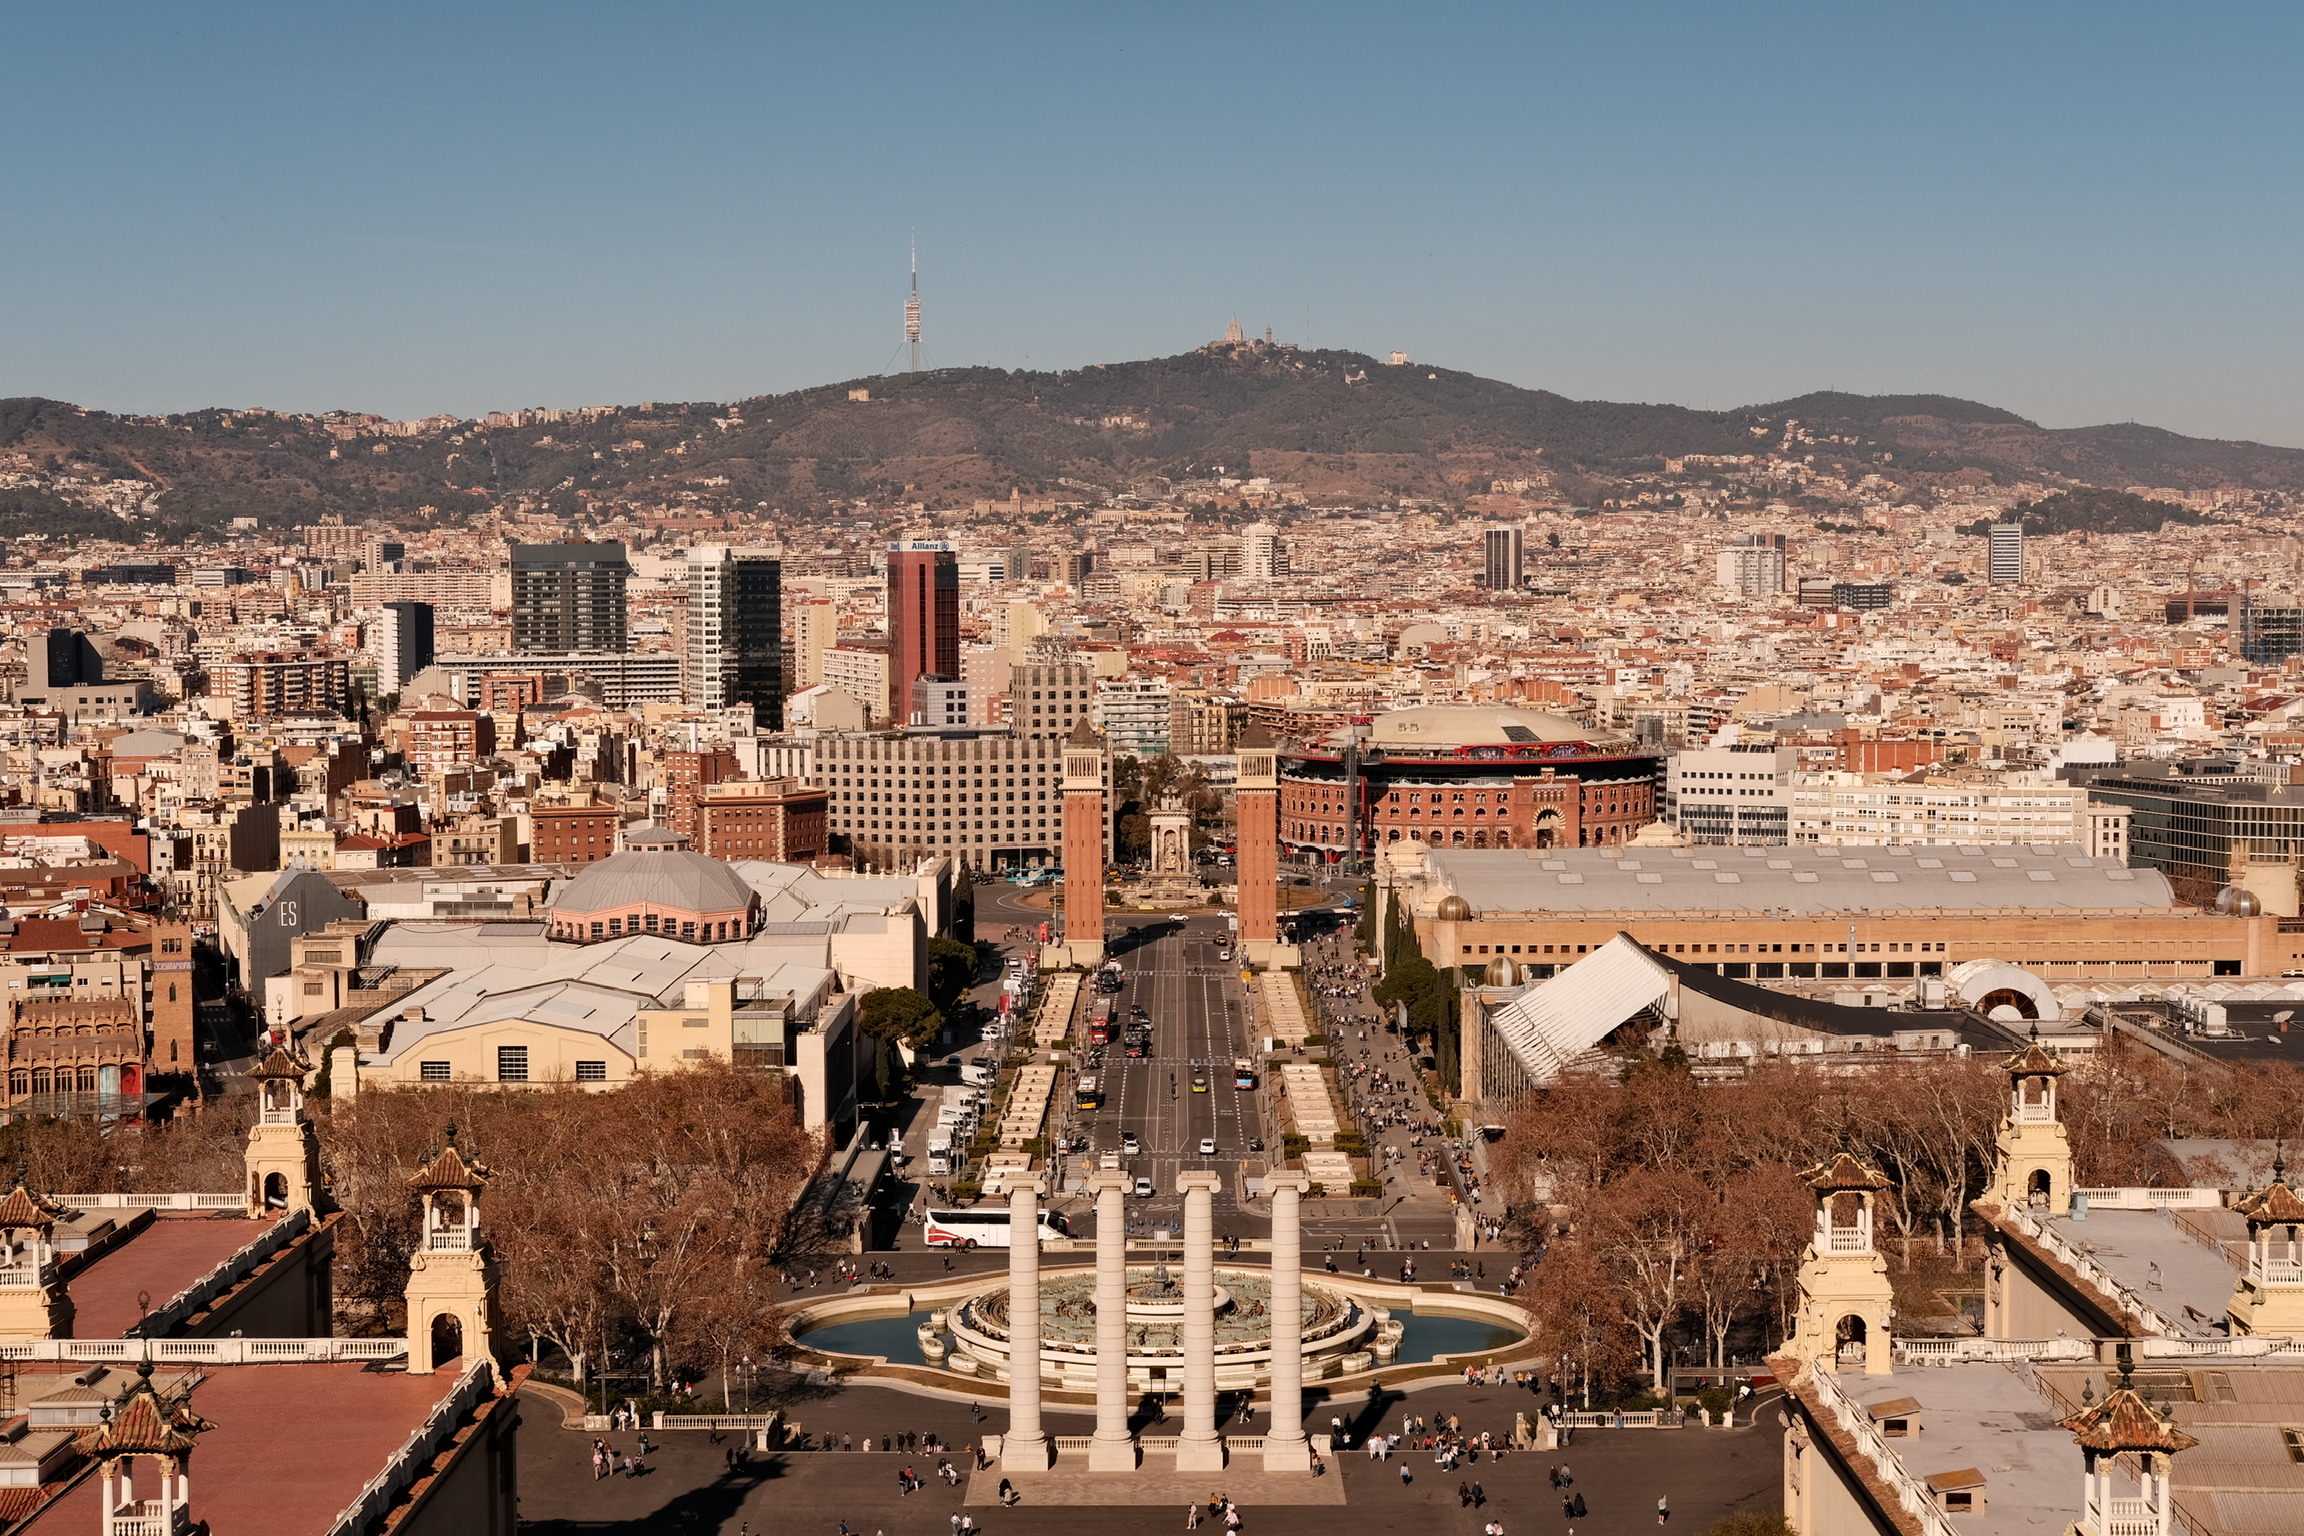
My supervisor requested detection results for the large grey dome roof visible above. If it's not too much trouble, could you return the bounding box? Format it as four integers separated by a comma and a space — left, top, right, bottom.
551, 850, 756, 916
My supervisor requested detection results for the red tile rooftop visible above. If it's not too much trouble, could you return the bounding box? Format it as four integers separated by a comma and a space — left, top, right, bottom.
66, 1214, 284, 1338
22, 1362, 464, 1536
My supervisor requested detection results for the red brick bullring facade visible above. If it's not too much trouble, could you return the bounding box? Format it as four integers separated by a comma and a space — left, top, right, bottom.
1280, 720, 1661, 860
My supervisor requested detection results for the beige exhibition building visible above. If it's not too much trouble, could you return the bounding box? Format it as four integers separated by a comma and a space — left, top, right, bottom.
1379, 835, 2295, 987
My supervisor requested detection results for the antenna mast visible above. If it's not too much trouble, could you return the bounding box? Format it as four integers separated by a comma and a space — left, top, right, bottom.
905, 234, 922, 375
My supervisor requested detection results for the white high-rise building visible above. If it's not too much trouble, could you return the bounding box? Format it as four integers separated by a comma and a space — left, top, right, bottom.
1989, 522, 2026, 584
369, 601, 433, 697
1714, 535, 1786, 597
1092, 679, 1174, 757
684, 546, 784, 724
1241, 523, 1285, 581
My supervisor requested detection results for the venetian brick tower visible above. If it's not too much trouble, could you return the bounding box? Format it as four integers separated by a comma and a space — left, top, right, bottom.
1236, 724, 1280, 967
1059, 720, 1107, 967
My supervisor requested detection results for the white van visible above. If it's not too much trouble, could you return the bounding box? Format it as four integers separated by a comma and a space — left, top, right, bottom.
926, 1137, 953, 1177
961, 1060, 998, 1087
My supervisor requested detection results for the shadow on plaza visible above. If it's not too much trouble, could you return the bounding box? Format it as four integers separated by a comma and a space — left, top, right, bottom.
520, 1454, 790, 1535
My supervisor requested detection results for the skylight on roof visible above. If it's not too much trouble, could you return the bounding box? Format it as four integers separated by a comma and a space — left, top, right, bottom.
1501, 725, 1539, 743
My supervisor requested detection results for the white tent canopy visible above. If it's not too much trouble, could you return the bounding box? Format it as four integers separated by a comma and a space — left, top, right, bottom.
1484, 933, 1672, 1086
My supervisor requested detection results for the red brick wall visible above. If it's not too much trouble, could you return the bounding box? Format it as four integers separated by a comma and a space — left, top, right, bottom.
1237, 785, 1276, 946
1063, 786, 1104, 945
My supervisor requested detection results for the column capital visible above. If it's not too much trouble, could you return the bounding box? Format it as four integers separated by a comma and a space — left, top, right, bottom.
1084, 1170, 1134, 1197
1175, 1170, 1225, 1197
990, 1172, 1048, 1198
1265, 1171, 1312, 1196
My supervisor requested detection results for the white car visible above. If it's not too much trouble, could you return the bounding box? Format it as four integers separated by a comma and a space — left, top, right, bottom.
1198, 1137, 1217, 1156
1134, 1176, 1155, 1198
1122, 1132, 1141, 1154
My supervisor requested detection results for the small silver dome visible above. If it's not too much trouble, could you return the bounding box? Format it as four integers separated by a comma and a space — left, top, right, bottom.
2215, 885, 2263, 917
1435, 894, 1474, 921
1484, 955, 1518, 987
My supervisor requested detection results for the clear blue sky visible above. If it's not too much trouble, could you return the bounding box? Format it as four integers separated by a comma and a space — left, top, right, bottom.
6, 4, 2300, 445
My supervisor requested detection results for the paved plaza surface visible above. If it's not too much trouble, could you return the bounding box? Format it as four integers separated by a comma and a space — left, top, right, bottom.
514, 1379, 1787, 1535
515, 879, 1787, 1533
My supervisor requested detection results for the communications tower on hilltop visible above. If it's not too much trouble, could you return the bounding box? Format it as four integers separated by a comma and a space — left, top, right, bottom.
905, 235, 922, 374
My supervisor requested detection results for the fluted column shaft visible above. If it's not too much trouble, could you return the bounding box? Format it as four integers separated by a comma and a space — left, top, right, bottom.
1264, 1174, 1311, 1470
1175, 1171, 1225, 1471
1087, 1171, 1135, 1470
1005, 1177, 1049, 1466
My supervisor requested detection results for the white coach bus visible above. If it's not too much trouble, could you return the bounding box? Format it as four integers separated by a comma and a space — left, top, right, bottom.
921, 1206, 1072, 1251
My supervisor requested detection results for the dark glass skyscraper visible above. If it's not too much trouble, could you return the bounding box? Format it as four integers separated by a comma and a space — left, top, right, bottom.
510, 542, 632, 654
685, 546, 784, 728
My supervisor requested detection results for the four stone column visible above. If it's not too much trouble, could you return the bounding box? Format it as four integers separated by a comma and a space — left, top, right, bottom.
1003, 1174, 1051, 1468
993, 1163, 1320, 1478
1262, 1172, 1312, 1470
1086, 1170, 1136, 1470
1175, 1171, 1225, 1472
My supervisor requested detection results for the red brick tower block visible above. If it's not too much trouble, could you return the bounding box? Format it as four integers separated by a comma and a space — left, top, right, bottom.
1236, 725, 1280, 964
150, 922, 199, 1095
1060, 721, 1107, 965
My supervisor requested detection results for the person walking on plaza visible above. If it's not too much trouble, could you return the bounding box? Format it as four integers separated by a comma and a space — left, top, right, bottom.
1657, 1495, 1669, 1524
1186, 1502, 1201, 1528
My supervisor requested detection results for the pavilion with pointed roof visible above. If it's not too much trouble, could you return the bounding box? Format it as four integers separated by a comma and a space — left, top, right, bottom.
1985, 1032, 2077, 1215
2228, 1152, 2304, 1335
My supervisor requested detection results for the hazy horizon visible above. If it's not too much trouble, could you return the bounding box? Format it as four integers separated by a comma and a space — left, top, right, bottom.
7, 4, 2300, 447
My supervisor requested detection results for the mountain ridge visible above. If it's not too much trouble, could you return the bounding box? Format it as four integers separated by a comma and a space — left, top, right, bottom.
2, 345, 2299, 535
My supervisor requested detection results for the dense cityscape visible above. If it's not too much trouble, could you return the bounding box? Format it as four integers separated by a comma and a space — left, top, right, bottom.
4, 7, 2299, 1536
0, 329, 2296, 1536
